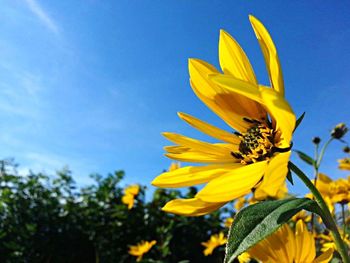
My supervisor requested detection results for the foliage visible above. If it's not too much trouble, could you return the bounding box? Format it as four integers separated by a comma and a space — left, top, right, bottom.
0, 160, 229, 263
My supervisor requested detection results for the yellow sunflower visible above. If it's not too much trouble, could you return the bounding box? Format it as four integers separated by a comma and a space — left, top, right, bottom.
152, 15, 296, 216
248, 220, 333, 263
201, 232, 227, 256
122, 184, 140, 209
128, 240, 156, 262
338, 157, 350, 171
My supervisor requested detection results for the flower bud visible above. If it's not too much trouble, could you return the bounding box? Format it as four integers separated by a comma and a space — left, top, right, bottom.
331, 123, 348, 139
312, 137, 321, 145
343, 146, 350, 153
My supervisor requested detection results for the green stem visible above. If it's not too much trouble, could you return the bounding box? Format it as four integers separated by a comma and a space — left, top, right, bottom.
316, 138, 334, 167
289, 162, 350, 263
311, 143, 319, 232
342, 204, 346, 238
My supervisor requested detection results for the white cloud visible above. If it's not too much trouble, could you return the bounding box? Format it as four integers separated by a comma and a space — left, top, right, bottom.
24, 0, 60, 35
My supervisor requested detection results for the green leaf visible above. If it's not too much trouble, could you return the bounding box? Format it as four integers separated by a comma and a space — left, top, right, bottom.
294, 112, 305, 132
224, 198, 321, 263
286, 169, 294, 185
294, 150, 315, 166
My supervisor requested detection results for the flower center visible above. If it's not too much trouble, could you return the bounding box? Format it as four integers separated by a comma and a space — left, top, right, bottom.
231, 119, 275, 164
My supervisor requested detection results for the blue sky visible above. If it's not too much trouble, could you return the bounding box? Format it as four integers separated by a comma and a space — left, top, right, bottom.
0, 1, 349, 196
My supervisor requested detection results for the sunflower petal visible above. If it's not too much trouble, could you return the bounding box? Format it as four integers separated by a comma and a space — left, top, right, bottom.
219, 30, 257, 84
249, 15, 284, 96
196, 161, 268, 202
162, 198, 226, 216
189, 59, 265, 131
165, 152, 237, 163
260, 87, 295, 145
152, 164, 242, 188
162, 132, 236, 156
313, 248, 334, 263
254, 152, 290, 199
178, 112, 240, 144
295, 220, 316, 262
209, 74, 264, 104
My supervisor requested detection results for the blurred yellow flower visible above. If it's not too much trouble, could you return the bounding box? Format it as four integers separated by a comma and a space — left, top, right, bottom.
128, 240, 156, 262
234, 197, 247, 211
168, 162, 181, 172
318, 231, 350, 252
338, 158, 350, 170
291, 210, 311, 223
122, 184, 140, 209
224, 217, 234, 228
313, 173, 350, 205
201, 232, 227, 256
152, 15, 296, 216
248, 220, 333, 263
238, 252, 251, 263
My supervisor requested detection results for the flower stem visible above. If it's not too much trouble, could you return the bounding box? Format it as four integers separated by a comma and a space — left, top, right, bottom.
289, 161, 350, 263
342, 204, 346, 238
316, 138, 334, 167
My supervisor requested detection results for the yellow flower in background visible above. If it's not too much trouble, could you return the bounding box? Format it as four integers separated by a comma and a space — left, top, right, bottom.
313, 173, 350, 205
338, 158, 350, 170
168, 162, 181, 172
152, 15, 296, 216
224, 217, 234, 228
128, 240, 156, 262
291, 210, 311, 223
318, 231, 350, 253
201, 232, 227, 256
234, 197, 247, 211
248, 220, 333, 263
122, 184, 140, 209
237, 252, 251, 263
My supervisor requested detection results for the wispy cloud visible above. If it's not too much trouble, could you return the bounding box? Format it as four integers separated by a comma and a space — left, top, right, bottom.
24, 0, 60, 35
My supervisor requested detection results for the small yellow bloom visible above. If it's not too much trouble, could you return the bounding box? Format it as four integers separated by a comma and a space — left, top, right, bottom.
291, 210, 311, 223
248, 220, 333, 263
313, 173, 350, 205
234, 197, 247, 211
201, 232, 227, 256
128, 240, 156, 262
168, 162, 181, 171
338, 158, 350, 170
237, 252, 251, 263
224, 217, 234, 228
122, 184, 140, 209
318, 231, 350, 252
152, 15, 296, 216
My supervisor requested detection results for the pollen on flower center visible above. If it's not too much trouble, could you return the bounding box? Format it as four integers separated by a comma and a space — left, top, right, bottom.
231, 119, 276, 164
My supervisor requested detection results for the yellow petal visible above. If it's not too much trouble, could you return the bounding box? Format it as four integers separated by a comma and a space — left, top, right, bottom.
313, 248, 334, 263
178, 112, 240, 144
295, 220, 316, 262
196, 161, 268, 202
209, 74, 264, 104
162, 132, 235, 156
165, 151, 237, 163
164, 145, 189, 154
208, 74, 295, 146
219, 30, 257, 84
249, 15, 284, 96
189, 59, 265, 131
152, 163, 241, 188
254, 152, 290, 199
162, 198, 226, 216
260, 87, 295, 146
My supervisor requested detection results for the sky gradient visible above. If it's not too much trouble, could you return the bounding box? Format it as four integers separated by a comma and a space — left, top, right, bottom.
0, 1, 349, 196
